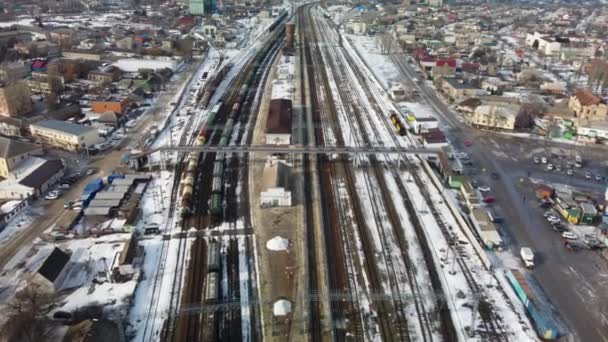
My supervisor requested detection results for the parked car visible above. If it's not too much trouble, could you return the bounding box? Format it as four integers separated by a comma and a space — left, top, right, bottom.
490, 172, 500, 180
595, 175, 602, 181
59, 183, 70, 190
562, 231, 578, 240
45, 190, 61, 200
541, 157, 548, 164
555, 165, 562, 172
478, 186, 491, 192
483, 196, 496, 204
547, 216, 561, 224
86, 168, 97, 176
566, 169, 573, 176
547, 163, 554, 171
64, 201, 74, 209
533, 157, 540, 164
585, 171, 592, 179
471, 179, 479, 188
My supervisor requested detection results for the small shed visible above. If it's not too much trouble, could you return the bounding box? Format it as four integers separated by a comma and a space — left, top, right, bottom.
580, 203, 597, 225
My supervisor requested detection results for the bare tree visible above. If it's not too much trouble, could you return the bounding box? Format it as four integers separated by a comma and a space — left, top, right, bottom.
6, 284, 56, 342
515, 101, 547, 129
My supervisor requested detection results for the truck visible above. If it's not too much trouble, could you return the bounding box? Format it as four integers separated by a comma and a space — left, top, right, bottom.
520, 247, 535, 268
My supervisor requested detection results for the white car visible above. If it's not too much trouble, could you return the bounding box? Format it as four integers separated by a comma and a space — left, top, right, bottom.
541, 157, 548, 164
533, 157, 540, 164
520, 247, 535, 268
458, 152, 469, 159
562, 231, 578, 240
45, 190, 61, 200
478, 186, 491, 192
566, 169, 573, 176
547, 164, 554, 171
547, 216, 561, 223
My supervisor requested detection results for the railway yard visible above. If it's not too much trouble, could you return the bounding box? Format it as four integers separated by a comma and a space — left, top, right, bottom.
135, 3, 542, 342
4, 1, 605, 342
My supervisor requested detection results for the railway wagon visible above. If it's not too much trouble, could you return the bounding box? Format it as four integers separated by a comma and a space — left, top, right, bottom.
211, 176, 222, 194
212, 160, 223, 177
209, 193, 223, 216
205, 271, 220, 302
207, 241, 221, 272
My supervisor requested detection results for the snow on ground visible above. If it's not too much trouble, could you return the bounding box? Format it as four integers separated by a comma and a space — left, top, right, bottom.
266, 236, 289, 251
0, 205, 41, 245
346, 34, 401, 89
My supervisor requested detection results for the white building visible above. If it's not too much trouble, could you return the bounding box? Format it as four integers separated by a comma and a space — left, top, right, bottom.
30, 119, 101, 151
260, 158, 291, 207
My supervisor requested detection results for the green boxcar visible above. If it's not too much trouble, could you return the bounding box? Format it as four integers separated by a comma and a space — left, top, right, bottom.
209, 193, 223, 216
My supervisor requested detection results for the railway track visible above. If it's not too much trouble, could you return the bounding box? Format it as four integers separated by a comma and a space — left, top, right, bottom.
301, 5, 405, 341
168, 18, 287, 342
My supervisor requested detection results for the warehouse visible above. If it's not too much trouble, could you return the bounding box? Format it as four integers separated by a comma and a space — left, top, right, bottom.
265, 99, 292, 145
470, 207, 502, 249
260, 158, 292, 207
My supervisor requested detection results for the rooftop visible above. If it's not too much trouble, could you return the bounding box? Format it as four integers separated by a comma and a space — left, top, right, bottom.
573, 90, 602, 106
266, 99, 292, 134
0, 136, 40, 159
32, 119, 95, 136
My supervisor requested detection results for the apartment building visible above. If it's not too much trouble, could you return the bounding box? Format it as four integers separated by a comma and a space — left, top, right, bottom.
30, 119, 101, 151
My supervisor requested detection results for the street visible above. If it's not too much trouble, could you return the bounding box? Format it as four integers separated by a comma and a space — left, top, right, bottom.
391, 47, 608, 341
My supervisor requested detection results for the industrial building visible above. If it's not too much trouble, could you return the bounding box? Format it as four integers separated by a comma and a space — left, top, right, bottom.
470, 207, 502, 249
265, 99, 292, 145
260, 158, 292, 207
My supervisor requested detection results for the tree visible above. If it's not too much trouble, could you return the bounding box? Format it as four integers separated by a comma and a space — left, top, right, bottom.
515, 101, 546, 129
6, 284, 56, 342
45, 92, 59, 110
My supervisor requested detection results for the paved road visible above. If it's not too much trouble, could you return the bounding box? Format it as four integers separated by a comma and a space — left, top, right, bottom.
390, 45, 608, 342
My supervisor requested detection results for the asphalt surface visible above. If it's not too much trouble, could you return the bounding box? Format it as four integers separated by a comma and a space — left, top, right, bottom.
390, 46, 608, 342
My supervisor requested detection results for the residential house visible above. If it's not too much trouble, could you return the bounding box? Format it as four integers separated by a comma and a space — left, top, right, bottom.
568, 90, 608, 121
62, 49, 104, 61
0, 81, 32, 117
28, 72, 65, 94
265, 99, 292, 145
88, 67, 122, 84
91, 96, 131, 115
468, 104, 519, 131
0, 136, 43, 178
0, 157, 64, 199
30, 119, 101, 151
0, 62, 29, 83
0, 31, 31, 49
440, 78, 480, 101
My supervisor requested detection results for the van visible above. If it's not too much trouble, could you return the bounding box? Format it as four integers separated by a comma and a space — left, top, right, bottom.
520, 247, 534, 268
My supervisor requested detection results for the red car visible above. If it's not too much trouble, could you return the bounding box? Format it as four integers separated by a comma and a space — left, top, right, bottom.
483, 196, 496, 204
464, 139, 473, 147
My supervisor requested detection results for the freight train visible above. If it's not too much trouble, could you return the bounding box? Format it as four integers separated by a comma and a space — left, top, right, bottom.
268, 10, 288, 32
180, 32, 282, 217
205, 241, 220, 302
197, 62, 233, 109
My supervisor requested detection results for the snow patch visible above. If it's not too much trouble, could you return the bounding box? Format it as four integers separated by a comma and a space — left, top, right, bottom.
273, 299, 292, 316
265, 236, 289, 251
